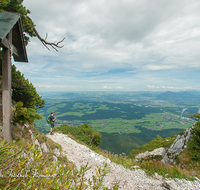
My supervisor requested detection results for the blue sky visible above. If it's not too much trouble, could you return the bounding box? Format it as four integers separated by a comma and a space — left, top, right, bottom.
14, 0, 200, 91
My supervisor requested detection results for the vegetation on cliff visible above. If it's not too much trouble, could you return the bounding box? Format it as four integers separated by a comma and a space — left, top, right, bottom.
0, 127, 116, 189
188, 113, 200, 162
0, 53, 44, 126
55, 123, 102, 149
128, 135, 177, 159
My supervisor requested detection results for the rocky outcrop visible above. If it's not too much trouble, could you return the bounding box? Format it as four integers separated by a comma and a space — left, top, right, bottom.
162, 127, 192, 164
135, 147, 165, 160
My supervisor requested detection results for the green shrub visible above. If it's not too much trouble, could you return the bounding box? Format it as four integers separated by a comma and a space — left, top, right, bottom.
12, 101, 42, 125
188, 113, 200, 162
55, 123, 102, 148
0, 139, 118, 189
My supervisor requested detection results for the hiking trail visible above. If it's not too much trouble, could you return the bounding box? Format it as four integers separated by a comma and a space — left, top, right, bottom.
47, 133, 200, 190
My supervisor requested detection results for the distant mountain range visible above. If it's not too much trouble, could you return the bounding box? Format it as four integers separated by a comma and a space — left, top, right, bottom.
157, 91, 200, 101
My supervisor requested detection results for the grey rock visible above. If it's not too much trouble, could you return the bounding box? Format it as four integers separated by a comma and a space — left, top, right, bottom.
33, 139, 41, 148
54, 148, 60, 157
130, 165, 140, 169
161, 182, 170, 189
29, 130, 33, 139
41, 143, 49, 153
53, 155, 58, 162
135, 147, 165, 159
154, 172, 163, 180
162, 127, 192, 164
194, 177, 200, 183
24, 124, 29, 128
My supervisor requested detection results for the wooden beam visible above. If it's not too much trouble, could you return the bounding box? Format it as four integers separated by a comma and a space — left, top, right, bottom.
0, 37, 19, 57
2, 30, 12, 143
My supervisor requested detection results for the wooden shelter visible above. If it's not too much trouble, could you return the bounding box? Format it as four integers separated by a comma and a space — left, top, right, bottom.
0, 11, 28, 142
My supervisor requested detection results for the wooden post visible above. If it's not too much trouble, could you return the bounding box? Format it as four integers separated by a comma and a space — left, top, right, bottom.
2, 31, 12, 142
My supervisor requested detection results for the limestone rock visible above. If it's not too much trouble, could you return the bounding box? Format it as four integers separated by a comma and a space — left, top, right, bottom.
53, 155, 58, 162
135, 147, 165, 159
130, 165, 140, 169
33, 139, 41, 148
154, 172, 163, 180
24, 124, 29, 128
29, 130, 33, 139
161, 182, 170, 190
41, 143, 49, 153
54, 148, 60, 157
162, 127, 192, 164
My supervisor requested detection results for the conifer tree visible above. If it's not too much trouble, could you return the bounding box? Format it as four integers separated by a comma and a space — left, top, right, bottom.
0, 1, 63, 129
0, 0, 65, 49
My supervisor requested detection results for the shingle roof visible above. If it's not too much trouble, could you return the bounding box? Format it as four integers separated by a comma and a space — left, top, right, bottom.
0, 11, 28, 62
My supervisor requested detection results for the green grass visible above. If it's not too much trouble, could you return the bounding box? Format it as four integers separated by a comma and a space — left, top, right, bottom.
0, 130, 116, 189
140, 160, 193, 180
99, 149, 195, 180
128, 135, 177, 159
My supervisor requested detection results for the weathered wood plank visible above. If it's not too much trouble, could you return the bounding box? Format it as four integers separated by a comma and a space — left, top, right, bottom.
2, 31, 12, 143
0, 37, 19, 57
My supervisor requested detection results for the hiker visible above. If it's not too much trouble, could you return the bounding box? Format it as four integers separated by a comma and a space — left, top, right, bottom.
50, 111, 56, 135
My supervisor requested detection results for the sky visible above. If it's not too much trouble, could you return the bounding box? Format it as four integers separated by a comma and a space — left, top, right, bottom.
13, 0, 200, 91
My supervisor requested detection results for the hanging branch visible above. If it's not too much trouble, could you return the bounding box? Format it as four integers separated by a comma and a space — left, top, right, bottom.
32, 28, 65, 51
26, 16, 65, 51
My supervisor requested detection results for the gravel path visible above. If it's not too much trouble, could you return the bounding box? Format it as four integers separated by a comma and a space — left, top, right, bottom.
47, 133, 200, 190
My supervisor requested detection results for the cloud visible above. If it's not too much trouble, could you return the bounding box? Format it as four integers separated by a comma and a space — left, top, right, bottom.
115, 86, 124, 89
13, 0, 200, 91
103, 86, 112, 89
146, 85, 200, 90
146, 85, 155, 89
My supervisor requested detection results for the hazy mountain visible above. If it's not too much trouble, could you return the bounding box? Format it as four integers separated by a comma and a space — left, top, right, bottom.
157, 91, 200, 101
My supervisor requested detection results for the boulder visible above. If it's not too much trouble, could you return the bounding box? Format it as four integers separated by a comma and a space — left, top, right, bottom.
135, 147, 165, 160
162, 127, 192, 164
41, 143, 49, 153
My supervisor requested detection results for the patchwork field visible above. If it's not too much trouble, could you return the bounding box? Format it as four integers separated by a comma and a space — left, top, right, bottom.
35, 100, 195, 134
34, 91, 200, 154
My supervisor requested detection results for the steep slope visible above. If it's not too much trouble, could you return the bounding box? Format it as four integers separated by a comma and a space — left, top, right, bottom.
47, 133, 200, 190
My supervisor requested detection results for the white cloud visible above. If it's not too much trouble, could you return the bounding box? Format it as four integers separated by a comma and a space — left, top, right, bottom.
15, 0, 200, 91
103, 86, 112, 89
115, 86, 124, 89
147, 85, 200, 90
146, 85, 155, 89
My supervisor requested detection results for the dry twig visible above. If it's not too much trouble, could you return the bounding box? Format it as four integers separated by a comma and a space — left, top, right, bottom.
26, 16, 65, 51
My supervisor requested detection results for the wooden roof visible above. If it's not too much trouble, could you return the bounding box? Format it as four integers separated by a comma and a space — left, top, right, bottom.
0, 11, 28, 62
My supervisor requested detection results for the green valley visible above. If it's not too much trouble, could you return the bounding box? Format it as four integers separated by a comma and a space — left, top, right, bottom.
35, 91, 199, 154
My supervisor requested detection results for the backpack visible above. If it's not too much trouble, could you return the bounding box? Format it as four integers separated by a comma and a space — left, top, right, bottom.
46, 115, 52, 124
